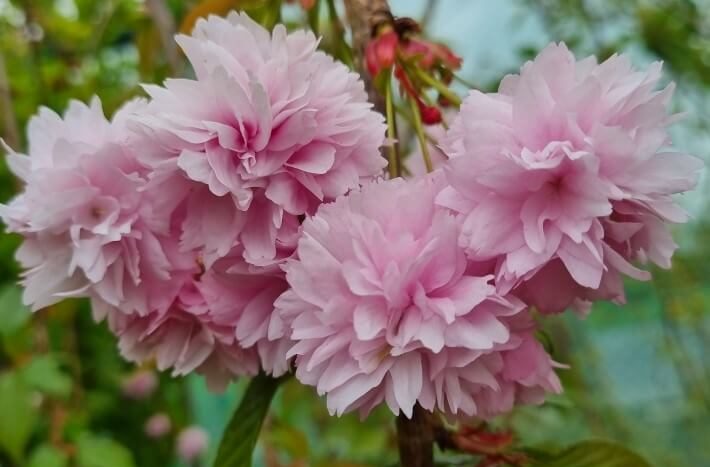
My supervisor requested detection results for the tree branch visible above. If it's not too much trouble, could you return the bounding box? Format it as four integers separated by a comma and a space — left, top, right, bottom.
342, 0, 392, 112
0, 50, 19, 149
396, 404, 434, 467
144, 0, 182, 74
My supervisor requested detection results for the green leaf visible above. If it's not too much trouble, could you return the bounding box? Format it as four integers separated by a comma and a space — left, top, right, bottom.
532, 440, 653, 467
0, 283, 30, 337
0, 372, 38, 464
27, 444, 69, 467
76, 433, 136, 467
213, 373, 287, 467
21, 354, 73, 399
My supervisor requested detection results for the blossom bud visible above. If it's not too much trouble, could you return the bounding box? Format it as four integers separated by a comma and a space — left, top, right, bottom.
365, 29, 399, 77
144, 413, 171, 438
418, 102, 442, 125
177, 426, 209, 463
121, 369, 158, 400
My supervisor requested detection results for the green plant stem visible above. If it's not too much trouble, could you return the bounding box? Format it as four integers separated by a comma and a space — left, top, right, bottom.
307, 0, 321, 36
213, 373, 288, 467
408, 97, 433, 173
415, 69, 462, 107
385, 73, 401, 178
326, 0, 353, 67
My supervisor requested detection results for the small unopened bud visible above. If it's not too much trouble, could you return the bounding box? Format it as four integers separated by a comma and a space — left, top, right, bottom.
365, 30, 399, 77
418, 103, 442, 125
121, 369, 158, 400
144, 413, 172, 438
177, 426, 209, 463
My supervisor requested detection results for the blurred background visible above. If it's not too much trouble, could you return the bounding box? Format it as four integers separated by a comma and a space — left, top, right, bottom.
0, 0, 708, 466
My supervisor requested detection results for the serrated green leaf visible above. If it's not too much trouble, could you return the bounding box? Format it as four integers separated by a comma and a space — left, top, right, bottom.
533, 440, 653, 467
0, 283, 30, 337
76, 433, 136, 467
21, 354, 73, 399
0, 372, 38, 464
213, 373, 287, 467
27, 444, 69, 467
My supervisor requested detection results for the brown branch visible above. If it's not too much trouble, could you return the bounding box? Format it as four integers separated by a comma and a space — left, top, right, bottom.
0, 50, 19, 149
419, 0, 437, 31
145, 0, 182, 74
342, 0, 392, 112
396, 405, 434, 467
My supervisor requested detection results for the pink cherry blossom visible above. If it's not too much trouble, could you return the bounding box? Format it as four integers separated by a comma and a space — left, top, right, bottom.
0, 97, 154, 311
274, 175, 561, 418
438, 43, 702, 313
130, 12, 386, 266
102, 251, 289, 391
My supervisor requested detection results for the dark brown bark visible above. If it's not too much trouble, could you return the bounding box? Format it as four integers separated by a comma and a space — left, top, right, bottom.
342, 0, 392, 112
396, 405, 434, 467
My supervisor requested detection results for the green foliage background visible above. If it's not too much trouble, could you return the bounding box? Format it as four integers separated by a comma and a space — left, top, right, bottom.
0, 1, 708, 466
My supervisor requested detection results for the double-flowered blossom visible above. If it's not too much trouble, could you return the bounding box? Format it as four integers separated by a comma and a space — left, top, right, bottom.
0, 97, 153, 311
438, 43, 703, 313
80, 166, 291, 388
274, 175, 561, 418
131, 12, 386, 266
3, 10, 702, 425
102, 250, 289, 391
0, 95, 290, 388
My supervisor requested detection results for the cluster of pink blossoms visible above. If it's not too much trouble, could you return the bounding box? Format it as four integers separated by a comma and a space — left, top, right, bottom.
1, 12, 700, 419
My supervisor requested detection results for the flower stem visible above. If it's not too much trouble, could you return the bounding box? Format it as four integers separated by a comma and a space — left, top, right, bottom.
385, 73, 401, 178
408, 97, 433, 173
415, 68, 462, 107
327, 0, 354, 68
396, 404, 434, 467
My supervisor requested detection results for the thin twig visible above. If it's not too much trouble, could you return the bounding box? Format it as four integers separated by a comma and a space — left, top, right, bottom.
145, 0, 182, 74
0, 49, 19, 148
408, 97, 433, 173
419, 0, 437, 31
385, 73, 401, 177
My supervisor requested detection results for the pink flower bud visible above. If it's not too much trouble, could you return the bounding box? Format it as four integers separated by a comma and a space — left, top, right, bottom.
121, 369, 158, 400
418, 102, 442, 125
177, 426, 209, 463
144, 413, 172, 438
366, 30, 399, 77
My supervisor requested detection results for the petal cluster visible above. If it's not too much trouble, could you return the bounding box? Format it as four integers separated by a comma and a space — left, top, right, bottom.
0, 96, 292, 388
0, 12, 389, 389
131, 12, 386, 266
0, 98, 149, 310
275, 175, 561, 418
438, 43, 703, 313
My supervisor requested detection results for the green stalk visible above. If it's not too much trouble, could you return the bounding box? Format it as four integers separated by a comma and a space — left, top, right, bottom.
306, 0, 321, 36
408, 96, 433, 173
326, 0, 353, 67
213, 374, 288, 467
415, 68, 462, 107
385, 73, 401, 178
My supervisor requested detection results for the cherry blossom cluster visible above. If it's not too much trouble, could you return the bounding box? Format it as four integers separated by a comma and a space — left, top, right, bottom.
1, 13, 700, 419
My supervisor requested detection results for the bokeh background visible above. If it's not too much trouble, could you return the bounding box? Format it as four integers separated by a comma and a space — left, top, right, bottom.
0, 1, 708, 466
